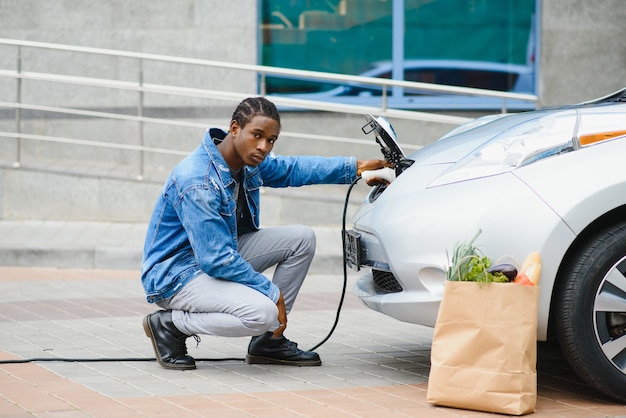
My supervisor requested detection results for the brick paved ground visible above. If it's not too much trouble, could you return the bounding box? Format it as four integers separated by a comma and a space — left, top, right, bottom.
1, 267, 625, 417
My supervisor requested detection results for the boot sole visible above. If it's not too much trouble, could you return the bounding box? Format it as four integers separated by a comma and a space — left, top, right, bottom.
142, 315, 196, 371
245, 354, 322, 367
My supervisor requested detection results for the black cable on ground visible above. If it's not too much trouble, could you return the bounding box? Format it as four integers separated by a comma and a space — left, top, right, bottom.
0, 177, 361, 366
0, 357, 245, 364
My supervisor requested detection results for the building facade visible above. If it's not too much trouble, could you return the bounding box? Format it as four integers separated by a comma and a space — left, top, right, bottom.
1, 0, 623, 106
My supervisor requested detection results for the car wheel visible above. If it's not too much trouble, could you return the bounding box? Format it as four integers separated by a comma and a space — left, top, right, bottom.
555, 222, 626, 402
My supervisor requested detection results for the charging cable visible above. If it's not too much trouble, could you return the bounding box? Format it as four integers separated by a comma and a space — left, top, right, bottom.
308, 175, 360, 351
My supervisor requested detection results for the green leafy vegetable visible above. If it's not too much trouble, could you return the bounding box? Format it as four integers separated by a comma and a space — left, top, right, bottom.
446, 230, 508, 283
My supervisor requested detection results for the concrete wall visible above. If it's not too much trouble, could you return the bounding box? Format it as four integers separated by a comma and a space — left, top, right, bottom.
538, 0, 626, 106
0, 0, 259, 107
0, 0, 258, 64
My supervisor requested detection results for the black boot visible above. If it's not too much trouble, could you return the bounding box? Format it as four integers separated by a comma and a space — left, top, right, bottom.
246, 332, 321, 366
142, 310, 196, 370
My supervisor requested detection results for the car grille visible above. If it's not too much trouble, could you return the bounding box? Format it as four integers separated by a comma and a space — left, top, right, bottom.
373, 269, 402, 293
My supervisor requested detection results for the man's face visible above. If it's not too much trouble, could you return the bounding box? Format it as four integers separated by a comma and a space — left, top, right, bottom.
231, 116, 280, 167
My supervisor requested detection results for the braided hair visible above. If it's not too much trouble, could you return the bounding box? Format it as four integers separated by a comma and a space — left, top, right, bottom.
230, 97, 281, 130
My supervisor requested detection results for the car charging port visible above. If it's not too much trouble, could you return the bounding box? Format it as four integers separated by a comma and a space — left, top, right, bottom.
361, 114, 414, 177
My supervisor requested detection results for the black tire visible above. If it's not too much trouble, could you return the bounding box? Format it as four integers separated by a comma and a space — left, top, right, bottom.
555, 222, 626, 402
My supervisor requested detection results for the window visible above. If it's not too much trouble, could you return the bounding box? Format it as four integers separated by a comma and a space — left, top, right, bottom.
260, 0, 538, 109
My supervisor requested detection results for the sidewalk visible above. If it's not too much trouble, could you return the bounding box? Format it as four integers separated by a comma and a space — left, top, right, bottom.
1, 222, 626, 417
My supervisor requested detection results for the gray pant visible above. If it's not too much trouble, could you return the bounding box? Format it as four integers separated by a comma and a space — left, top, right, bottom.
156, 225, 316, 338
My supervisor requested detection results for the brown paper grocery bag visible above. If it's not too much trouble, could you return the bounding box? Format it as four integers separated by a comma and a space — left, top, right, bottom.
427, 281, 539, 415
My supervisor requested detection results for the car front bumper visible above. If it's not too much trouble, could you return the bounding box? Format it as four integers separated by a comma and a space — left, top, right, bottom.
349, 165, 577, 339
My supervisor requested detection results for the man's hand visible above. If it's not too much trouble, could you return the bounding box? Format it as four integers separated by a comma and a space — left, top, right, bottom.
356, 159, 394, 186
356, 159, 392, 176
273, 292, 288, 338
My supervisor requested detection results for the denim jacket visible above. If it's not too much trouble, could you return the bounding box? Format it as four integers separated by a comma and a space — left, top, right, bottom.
141, 128, 357, 304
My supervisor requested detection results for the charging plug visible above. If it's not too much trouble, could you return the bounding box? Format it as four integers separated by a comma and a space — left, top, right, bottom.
361, 167, 396, 184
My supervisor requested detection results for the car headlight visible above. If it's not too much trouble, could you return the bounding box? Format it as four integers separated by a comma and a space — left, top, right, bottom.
429, 112, 578, 187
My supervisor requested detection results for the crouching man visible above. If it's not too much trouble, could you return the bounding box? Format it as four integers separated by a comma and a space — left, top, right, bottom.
141, 97, 389, 369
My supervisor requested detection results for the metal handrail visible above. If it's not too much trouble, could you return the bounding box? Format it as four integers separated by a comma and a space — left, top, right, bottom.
0, 38, 538, 103
0, 38, 537, 181
0, 102, 421, 152
0, 69, 474, 124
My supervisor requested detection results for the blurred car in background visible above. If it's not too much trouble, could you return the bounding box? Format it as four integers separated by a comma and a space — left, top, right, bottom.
275, 59, 536, 110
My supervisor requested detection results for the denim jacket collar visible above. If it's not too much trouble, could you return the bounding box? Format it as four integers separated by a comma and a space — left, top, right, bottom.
203, 128, 236, 189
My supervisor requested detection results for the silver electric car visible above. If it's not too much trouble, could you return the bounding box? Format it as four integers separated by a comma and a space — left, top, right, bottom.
347, 87, 626, 402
